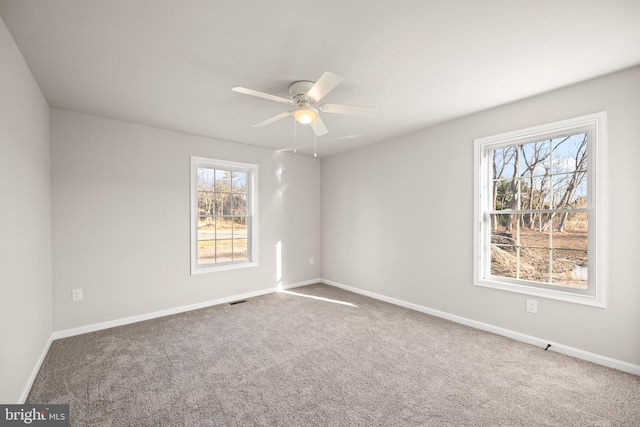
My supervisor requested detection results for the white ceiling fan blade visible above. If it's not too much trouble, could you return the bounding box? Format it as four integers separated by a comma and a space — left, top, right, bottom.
320, 103, 377, 117
232, 87, 293, 105
306, 72, 343, 103
252, 111, 292, 127
328, 134, 362, 142
311, 115, 329, 136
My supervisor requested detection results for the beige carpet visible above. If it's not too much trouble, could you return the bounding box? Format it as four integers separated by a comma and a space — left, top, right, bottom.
28, 284, 640, 426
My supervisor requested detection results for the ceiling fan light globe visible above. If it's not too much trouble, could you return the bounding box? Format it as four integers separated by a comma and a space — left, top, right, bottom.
294, 108, 317, 124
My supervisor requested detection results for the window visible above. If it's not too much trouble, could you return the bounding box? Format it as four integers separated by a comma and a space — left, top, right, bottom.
190, 157, 258, 274
474, 112, 607, 307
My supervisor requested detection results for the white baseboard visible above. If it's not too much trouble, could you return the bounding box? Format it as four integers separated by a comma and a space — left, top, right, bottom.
52, 278, 321, 340
19, 335, 53, 403
322, 279, 640, 377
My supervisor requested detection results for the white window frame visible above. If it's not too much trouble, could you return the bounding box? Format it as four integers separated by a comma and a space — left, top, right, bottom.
473, 112, 607, 307
190, 156, 259, 275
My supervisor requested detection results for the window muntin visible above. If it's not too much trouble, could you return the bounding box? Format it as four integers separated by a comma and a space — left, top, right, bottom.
474, 113, 606, 306
191, 157, 258, 274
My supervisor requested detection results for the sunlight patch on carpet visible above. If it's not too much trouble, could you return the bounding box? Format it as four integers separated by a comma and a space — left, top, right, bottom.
279, 290, 358, 307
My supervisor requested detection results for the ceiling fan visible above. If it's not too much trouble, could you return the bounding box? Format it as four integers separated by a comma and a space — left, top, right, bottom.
232, 71, 376, 136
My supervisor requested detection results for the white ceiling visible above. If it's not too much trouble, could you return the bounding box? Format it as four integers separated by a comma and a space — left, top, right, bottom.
2, 1, 639, 157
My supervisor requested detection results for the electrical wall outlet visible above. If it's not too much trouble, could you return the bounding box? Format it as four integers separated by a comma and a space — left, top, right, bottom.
310, 257, 314, 265
526, 298, 537, 314
72, 288, 83, 302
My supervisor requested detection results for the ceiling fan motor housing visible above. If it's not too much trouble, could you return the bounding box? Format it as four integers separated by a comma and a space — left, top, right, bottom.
289, 81, 315, 105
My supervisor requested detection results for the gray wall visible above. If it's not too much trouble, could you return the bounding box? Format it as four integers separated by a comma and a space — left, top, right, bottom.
51, 110, 321, 331
321, 66, 640, 366
0, 17, 52, 403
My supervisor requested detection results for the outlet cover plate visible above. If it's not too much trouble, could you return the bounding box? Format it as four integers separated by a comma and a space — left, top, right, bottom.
526, 298, 537, 313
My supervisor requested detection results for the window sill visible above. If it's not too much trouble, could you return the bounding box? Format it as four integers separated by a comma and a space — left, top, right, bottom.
474, 278, 606, 308
191, 261, 258, 276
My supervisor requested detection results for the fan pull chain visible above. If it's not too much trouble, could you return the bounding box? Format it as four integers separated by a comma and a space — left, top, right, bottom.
313, 121, 317, 157
293, 116, 297, 154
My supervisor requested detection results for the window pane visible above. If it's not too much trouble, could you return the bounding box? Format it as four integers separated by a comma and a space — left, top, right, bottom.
490, 213, 518, 238
215, 239, 232, 263
232, 217, 248, 238
197, 217, 215, 238
552, 250, 588, 289
519, 247, 549, 282
519, 225, 548, 249
491, 244, 518, 279
571, 180, 588, 207
215, 193, 232, 215
490, 214, 514, 245
553, 174, 587, 208
552, 144, 578, 174
198, 192, 215, 215
519, 142, 534, 178
233, 194, 247, 215
552, 133, 588, 175
197, 240, 215, 265
233, 239, 248, 261
215, 169, 231, 192
550, 174, 568, 209
550, 213, 587, 288
491, 212, 518, 280
493, 146, 518, 180
561, 211, 588, 232
197, 167, 214, 191
551, 134, 588, 209
232, 171, 247, 193
540, 187, 553, 212
520, 140, 550, 178
493, 178, 514, 211
551, 214, 588, 247
215, 217, 233, 239
196, 217, 216, 265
